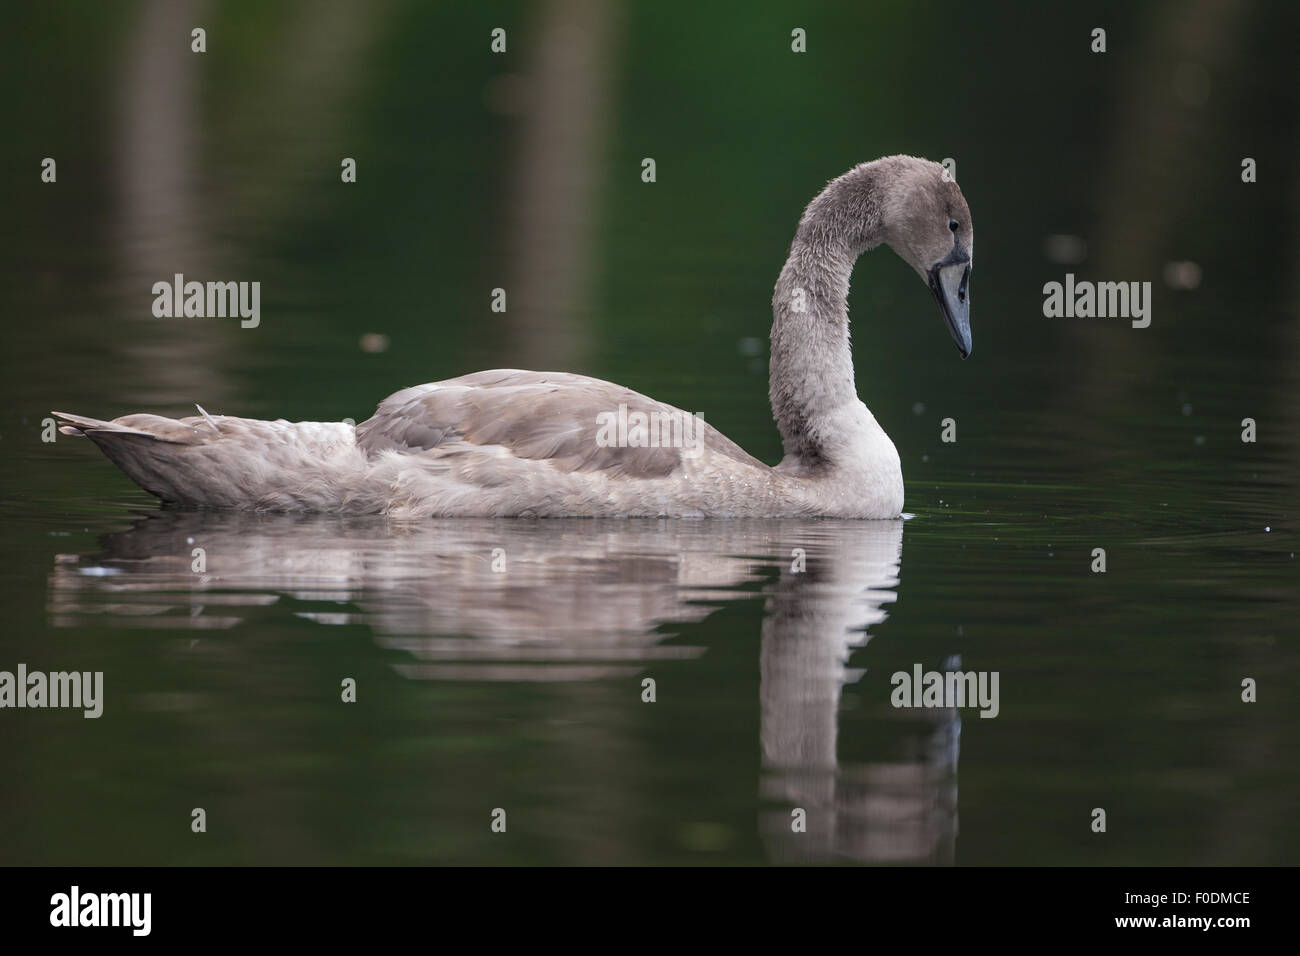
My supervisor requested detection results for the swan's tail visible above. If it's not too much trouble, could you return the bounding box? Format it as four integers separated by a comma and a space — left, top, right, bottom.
53, 410, 204, 442
52, 409, 364, 510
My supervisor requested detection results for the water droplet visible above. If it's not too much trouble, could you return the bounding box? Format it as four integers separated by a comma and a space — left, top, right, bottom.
1043, 234, 1087, 265
1164, 260, 1202, 290
359, 332, 390, 354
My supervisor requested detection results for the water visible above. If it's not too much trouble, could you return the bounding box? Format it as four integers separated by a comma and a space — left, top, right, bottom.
1, 2, 1298, 865
4, 444, 1294, 864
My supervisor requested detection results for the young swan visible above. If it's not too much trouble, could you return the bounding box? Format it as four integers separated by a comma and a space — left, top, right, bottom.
55, 156, 973, 518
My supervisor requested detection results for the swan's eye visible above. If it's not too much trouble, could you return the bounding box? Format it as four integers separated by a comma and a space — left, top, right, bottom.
948, 219, 959, 232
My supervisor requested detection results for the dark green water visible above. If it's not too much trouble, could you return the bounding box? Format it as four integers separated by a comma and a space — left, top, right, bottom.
1, 2, 1297, 864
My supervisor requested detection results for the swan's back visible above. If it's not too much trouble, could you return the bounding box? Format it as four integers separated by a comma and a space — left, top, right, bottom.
357, 369, 765, 479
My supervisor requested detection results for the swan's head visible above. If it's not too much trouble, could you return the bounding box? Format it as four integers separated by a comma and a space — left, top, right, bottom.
876, 157, 975, 359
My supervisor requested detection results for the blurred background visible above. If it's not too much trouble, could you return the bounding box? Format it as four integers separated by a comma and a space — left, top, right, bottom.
0, 0, 1297, 864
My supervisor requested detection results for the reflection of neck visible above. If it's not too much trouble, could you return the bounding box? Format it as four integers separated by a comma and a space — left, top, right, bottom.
768, 179, 882, 470
757, 522, 960, 864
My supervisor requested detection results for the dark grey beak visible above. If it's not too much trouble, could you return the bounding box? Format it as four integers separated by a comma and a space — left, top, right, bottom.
928, 259, 972, 359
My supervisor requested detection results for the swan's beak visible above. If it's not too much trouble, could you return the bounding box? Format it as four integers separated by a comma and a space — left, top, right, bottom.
929, 260, 972, 358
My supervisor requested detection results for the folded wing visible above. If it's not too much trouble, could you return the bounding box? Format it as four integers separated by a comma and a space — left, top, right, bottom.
355, 369, 763, 480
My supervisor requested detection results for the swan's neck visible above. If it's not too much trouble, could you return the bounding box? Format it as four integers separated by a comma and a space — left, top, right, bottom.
769, 204, 881, 470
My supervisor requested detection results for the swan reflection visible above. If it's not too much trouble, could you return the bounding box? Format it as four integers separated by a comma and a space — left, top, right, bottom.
48, 510, 957, 863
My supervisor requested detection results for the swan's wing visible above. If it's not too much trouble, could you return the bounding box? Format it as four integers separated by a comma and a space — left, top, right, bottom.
355, 369, 764, 479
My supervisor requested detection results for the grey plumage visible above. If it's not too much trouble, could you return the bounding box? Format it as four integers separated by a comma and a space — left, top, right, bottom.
55, 156, 974, 518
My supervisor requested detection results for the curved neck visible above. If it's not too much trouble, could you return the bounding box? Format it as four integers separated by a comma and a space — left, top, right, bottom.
769, 177, 884, 469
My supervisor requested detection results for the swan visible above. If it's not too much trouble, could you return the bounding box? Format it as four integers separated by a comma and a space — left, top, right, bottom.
54, 155, 973, 518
